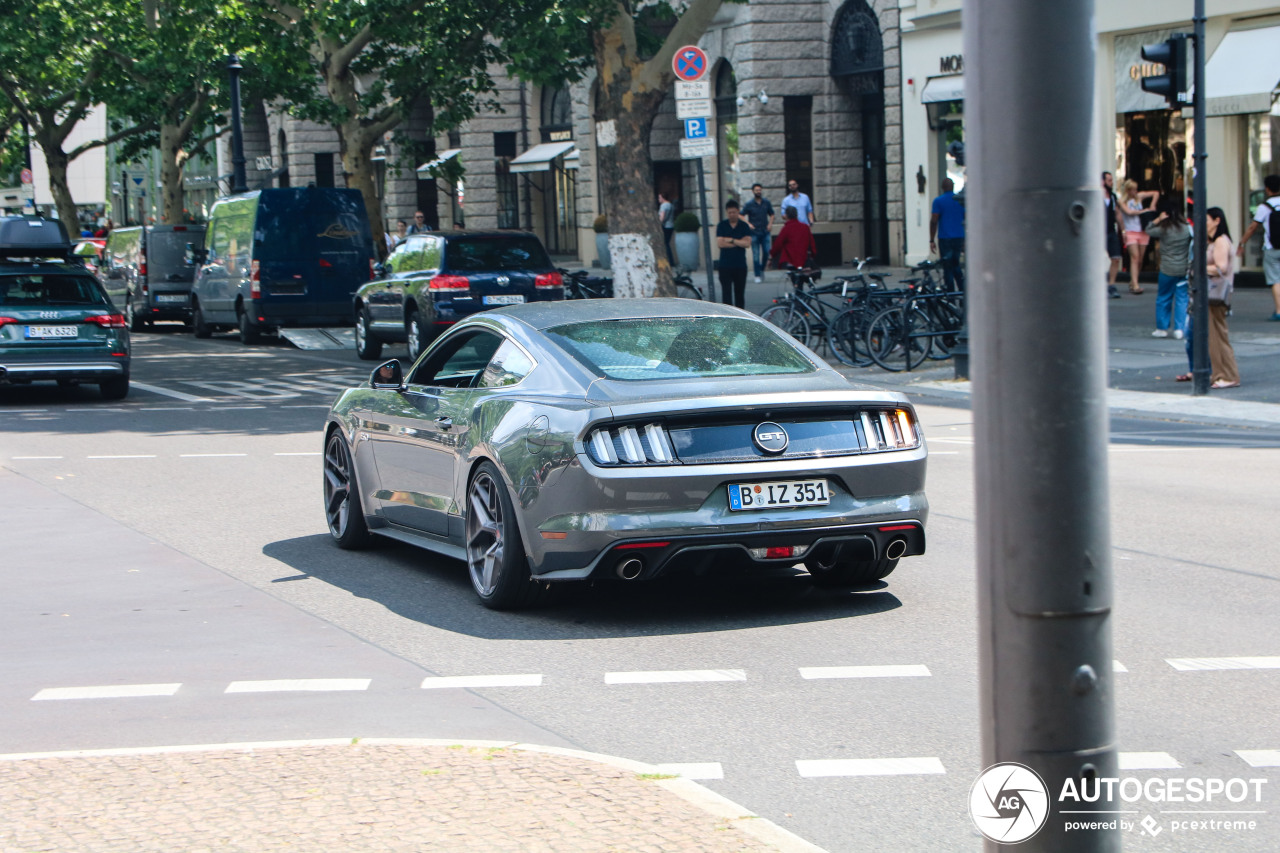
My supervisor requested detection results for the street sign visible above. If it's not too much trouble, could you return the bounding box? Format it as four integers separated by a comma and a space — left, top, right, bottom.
132, 176, 144, 186
676, 98, 713, 120
679, 138, 717, 160
672, 45, 708, 82
19, 168, 32, 184
675, 81, 711, 100
683, 118, 708, 139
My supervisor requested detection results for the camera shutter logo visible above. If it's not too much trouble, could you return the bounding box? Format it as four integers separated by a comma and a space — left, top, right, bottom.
752, 422, 789, 454
969, 762, 1050, 844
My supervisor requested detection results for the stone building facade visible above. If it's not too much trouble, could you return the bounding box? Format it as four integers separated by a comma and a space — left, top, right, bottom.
219, 0, 906, 265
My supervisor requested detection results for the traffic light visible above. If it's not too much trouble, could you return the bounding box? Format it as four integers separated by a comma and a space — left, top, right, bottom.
1140, 34, 1189, 108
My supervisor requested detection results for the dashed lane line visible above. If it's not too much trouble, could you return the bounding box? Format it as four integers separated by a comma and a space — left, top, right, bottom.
656, 763, 724, 780
275, 451, 321, 456
179, 453, 249, 458
1118, 752, 1182, 770
85, 455, 157, 460
33, 684, 182, 700
225, 679, 371, 693
799, 665, 930, 679
420, 674, 543, 689
796, 757, 946, 778
129, 381, 212, 403
1113, 661, 1129, 672
1166, 657, 1280, 671
605, 670, 747, 684
10, 456, 63, 460
1236, 750, 1280, 768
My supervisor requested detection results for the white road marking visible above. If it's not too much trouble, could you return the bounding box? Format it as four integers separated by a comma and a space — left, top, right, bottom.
217, 405, 267, 410
800, 665, 930, 680
1113, 661, 1128, 673
927, 437, 973, 444
605, 669, 747, 684
129, 381, 212, 403
225, 679, 371, 693
275, 451, 322, 456
10, 456, 64, 460
1236, 750, 1280, 768
1118, 752, 1181, 770
656, 762, 724, 780
33, 684, 181, 700
86, 455, 157, 459
796, 757, 946, 778
1166, 656, 1280, 671
283, 405, 334, 409
930, 451, 960, 455
179, 453, 249, 458
140, 407, 194, 411
420, 674, 543, 689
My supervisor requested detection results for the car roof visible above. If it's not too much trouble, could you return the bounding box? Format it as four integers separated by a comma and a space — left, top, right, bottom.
489, 297, 748, 331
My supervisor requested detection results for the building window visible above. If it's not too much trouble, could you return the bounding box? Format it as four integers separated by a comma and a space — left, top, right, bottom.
715, 63, 740, 205
314, 153, 334, 188
784, 96, 814, 195
495, 131, 519, 229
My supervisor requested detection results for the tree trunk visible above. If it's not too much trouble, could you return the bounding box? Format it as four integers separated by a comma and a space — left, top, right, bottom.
38, 138, 80, 232
159, 122, 187, 224
338, 121, 387, 259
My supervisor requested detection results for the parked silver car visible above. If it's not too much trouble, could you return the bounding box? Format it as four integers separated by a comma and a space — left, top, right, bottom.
323, 299, 927, 608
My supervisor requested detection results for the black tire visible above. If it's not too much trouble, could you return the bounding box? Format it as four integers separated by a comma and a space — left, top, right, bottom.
405, 310, 425, 363
323, 430, 373, 549
126, 298, 146, 332
676, 283, 702, 301
238, 308, 261, 345
829, 306, 874, 367
355, 308, 382, 360
192, 300, 212, 338
806, 556, 898, 588
866, 306, 931, 372
465, 461, 548, 610
99, 376, 129, 401
760, 303, 812, 347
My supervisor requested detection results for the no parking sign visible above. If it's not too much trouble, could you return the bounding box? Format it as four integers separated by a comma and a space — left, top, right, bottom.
672, 45, 708, 82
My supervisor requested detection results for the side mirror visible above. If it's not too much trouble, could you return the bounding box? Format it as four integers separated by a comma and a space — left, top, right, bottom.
370, 359, 404, 390
373, 262, 388, 279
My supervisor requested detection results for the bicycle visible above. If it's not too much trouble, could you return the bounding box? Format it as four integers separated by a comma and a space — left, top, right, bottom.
672, 266, 704, 301
862, 274, 965, 372
759, 265, 855, 354
822, 258, 908, 366
558, 268, 614, 299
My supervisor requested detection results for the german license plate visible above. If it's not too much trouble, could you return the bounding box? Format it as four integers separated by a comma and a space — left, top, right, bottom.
155, 293, 187, 303
25, 325, 78, 339
483, 294, 525, 305
728, 479, 830, 511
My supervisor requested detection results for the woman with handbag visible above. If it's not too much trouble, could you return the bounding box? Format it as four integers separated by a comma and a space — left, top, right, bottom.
1204, 207, 1240, 389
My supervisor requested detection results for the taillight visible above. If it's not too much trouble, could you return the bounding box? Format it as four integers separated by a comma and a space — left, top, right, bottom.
139, 249, 147, 278
428, 275, 470, 291
859, 408, 921, 451
535, 272, 563, 289
586, 423, 676, 465
319, 258, 333, 268
250, 259, 261, 299
84, 314, 127, 328
369, 258, 375, 280
0, 316, 18, 328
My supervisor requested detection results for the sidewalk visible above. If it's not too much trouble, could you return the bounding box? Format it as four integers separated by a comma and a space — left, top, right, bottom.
0, 739, 821, 853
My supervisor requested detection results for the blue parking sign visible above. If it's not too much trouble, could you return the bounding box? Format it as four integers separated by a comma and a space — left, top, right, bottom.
683, 118, 708, 139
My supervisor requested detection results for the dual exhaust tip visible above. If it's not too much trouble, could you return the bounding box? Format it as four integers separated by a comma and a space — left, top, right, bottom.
885, 537, 908, 561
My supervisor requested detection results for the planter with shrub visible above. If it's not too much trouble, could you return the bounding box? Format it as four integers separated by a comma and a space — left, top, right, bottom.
673, 211, 700, 270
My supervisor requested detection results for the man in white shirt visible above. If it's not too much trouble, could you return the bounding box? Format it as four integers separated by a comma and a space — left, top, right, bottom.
780, 179, 815, 226
1237, 174, 1280, 320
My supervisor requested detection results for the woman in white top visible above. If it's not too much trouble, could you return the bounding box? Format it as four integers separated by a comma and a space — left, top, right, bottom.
1117, 179, 1159, 294
1203, 207, 1240, 389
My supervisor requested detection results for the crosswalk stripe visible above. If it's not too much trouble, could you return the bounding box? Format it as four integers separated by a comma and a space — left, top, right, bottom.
33, 684, 181, 700
1166, 657, 1280, 671
605, 669, 747, 684
225, 679, 370, 693
655, 762, 724, 780
800, 665, 930, 679
129, 381, 212, 403
1118, 752, 1181, 770
420, 674, 542, 689
1235, 750, 1280, 768
796, 757, 946, 778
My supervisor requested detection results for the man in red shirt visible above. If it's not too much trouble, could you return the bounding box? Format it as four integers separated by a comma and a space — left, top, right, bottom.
768, 206, 817, 270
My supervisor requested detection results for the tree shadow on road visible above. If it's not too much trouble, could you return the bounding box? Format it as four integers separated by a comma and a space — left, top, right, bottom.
263, 533, 902, 641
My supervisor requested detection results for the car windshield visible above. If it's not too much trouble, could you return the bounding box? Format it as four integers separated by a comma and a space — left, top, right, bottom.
447, 237, 550, 272
0, 274, 108, 307
545, 316, 816, 381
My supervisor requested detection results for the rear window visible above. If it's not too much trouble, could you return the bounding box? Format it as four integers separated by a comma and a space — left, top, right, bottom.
148, 231, 202, 272
446, 237, 551, 272
545, 316, 816, 381
0, 274, 108, 307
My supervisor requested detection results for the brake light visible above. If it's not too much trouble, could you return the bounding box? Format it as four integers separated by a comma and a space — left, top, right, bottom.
139, 249, 147, 278
250, 259, 261, 299
84, 314, 127, 328
878, 524, 917, 532
0, 316, 18, 328
616, 541, 670, 550
429, 275, 470, 291
319, 258, 333, 268
173, 226, 187, 231
535, 272, 563, 289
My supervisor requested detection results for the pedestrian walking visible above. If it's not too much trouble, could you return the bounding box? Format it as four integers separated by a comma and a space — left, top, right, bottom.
769, 207, 817, 271
657, 193, 675, 265
386, 219, 408, 253
1120, 179, 1159, 294
1235, 174, 1280, 320
929, 178, 966, 292
742, 184, 775, 283
715, 199, 751, 308
1102, 172, 1123, 298
780, 179, 815, 226
1145, 198, 1192, 339
407, 211, 431, 234
1204, 207, 1240, 389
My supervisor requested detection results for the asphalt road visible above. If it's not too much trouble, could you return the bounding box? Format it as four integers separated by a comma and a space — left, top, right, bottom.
2, 323, 1278, 851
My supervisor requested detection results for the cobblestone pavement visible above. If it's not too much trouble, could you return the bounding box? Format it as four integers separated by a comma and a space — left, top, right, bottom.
0, 740, 817, 853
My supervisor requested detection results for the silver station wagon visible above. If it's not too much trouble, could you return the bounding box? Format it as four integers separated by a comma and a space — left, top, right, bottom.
323, 299, 927, 609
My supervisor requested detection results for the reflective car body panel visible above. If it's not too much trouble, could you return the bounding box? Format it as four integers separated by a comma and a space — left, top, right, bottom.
326, 299, 926, 581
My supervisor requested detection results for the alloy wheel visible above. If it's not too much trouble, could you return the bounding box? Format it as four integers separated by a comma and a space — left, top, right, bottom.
323, 433, 354, 538
466, 471, 505, 596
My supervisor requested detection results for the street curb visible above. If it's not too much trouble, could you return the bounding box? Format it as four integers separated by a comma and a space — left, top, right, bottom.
0, 737, 827, 853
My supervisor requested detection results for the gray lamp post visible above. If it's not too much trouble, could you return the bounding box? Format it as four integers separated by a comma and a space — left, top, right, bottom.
226, 55, 249, 194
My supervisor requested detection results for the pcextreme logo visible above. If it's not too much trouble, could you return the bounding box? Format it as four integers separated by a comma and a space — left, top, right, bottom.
969, 762, 1050, 844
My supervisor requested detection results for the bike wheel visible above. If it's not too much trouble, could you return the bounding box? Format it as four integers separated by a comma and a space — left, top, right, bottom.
925, 297, 964, 360
676, 283, 702, 301
761, 303, 812, 347
866, 306, 931, 372
829, 305, 874, 367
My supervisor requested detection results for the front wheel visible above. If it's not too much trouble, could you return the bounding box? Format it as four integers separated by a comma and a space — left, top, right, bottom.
323, 431, 373, 549
828, 306, 873, 367
355, 309, 382, 361
466, 462, 548, 610
238, 309, 261, 345
760, 302, 812, 347
192, 301, 212, 338
405, 312, 425, 362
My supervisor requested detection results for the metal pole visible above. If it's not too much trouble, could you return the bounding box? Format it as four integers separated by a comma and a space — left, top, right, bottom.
695, 157, 714, 297
1191, 0, 1209, 395
967, 0, 1118, 848
122, 169, 130, 227
226, 55, 249, 195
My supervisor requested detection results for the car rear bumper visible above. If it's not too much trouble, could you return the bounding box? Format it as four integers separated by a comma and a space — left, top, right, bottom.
0, 359, 129, 383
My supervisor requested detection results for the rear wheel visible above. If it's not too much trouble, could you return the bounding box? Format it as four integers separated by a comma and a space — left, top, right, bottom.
238, 308, 261, 345
829, 306, 874, 366
405, 311, 424, 362
99, 376, 129, 401
466, 462, 548, 610
323, 431, 372, 549
192, 300, 212, 338
676, 283, 702, 301
760, 302, 812, 347
355, 308, 382, 360
126, 298, 146, 332
866, 306, 930, 372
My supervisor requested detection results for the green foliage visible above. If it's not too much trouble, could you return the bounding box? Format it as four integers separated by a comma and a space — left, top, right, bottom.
674, 211, 700, 232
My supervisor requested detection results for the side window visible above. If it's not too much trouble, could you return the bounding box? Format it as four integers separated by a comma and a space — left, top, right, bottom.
389, 236, 441, 274
478, 339, 535, 388
408, 331, 504, 388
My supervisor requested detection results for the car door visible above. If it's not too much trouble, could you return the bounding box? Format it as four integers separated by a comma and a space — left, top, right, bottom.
366, 329, 503, 536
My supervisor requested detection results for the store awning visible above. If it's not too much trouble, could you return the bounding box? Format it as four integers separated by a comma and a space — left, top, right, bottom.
1205, 26, 1280, 116
921, 75, 964, 104
509, 141, 575, 174
564, 149, 580, 171
416, 149, 461, 173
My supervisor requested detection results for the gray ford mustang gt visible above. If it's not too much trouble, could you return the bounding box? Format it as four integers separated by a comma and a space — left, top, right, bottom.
323, 298, 927, 609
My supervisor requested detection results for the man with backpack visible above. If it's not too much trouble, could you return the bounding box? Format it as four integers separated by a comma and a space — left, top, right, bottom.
1237, 174, 1280, 320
